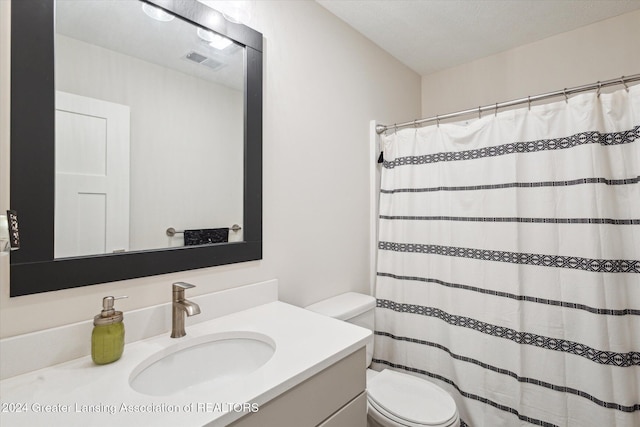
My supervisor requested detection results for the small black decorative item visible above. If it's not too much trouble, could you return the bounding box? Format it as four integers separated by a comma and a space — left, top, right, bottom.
7, 210, 20, 250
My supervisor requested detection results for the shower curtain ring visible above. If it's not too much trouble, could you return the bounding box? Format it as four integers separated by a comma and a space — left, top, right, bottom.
436, 115, 440, 128
621, 76, 629, 92
478, 106, 481, 119
528, 96, 531, 111
494, 102, 498, 117
596, 81, 602, 97
563, 89, 568, 103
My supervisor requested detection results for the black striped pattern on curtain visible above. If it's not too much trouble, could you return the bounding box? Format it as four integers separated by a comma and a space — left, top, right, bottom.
373, 87, 640, 427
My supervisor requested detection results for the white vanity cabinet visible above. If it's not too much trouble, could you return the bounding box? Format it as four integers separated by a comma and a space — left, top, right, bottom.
228, 348, 367, 427
0, 292, 371, 427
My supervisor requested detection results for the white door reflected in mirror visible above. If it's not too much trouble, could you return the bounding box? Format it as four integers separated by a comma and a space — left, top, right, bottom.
55, 92, 130, 258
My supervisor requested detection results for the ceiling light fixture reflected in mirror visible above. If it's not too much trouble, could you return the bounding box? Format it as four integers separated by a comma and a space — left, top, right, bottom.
196, 27, 233, 50
141, 3, 175, 22
197, 0, 252, 25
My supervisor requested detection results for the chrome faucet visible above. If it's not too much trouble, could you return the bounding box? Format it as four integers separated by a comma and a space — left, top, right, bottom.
171, 282, 201, 338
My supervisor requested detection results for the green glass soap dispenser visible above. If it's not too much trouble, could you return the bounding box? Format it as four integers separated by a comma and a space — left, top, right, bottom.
91, 296, 128, 365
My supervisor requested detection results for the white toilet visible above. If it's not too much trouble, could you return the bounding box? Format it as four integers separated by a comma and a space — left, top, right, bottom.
306, 292, 460, 427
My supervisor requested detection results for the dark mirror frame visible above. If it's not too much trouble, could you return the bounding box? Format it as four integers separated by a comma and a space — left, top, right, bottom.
10, 0, 263, 296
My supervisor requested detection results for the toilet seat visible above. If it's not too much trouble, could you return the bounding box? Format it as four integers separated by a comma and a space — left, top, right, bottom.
367, 369, 459, 427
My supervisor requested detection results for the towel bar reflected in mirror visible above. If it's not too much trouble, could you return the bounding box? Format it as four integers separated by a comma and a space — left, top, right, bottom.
166, 225, 242, 237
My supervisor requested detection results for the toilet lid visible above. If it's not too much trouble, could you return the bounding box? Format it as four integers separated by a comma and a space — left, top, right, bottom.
367, 369, 457, 426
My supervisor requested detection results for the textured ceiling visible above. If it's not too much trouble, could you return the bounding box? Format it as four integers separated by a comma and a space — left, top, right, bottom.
316, 0, 640, 76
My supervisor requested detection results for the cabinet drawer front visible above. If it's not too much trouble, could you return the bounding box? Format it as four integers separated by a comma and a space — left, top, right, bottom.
229, 347, 366, 427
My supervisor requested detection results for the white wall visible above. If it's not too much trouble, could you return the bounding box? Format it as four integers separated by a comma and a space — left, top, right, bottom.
56, 35, 244, 250
0, 1, 421, 338
421, 10, 640, 118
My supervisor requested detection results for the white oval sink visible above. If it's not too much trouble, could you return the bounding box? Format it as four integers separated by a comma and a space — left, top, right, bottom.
129, 331, 275, 396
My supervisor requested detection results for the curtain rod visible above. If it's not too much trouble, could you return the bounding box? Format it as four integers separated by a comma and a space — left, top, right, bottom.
376, 74, 640, 135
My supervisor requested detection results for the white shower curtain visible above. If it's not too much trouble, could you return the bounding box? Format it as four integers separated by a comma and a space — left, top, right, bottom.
373, 85, 640, 427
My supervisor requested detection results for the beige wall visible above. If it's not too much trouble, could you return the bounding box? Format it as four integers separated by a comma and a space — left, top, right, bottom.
0, 1, 421, 338
421, 9, 640, 118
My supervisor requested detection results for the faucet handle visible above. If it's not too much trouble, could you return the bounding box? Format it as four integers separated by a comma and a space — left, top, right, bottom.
172, 282, 195, 292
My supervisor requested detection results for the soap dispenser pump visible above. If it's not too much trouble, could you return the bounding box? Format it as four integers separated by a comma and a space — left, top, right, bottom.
91, 296, 128, 365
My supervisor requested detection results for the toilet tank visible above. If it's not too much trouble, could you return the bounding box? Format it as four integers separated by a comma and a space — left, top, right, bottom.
306, 292, 376, 367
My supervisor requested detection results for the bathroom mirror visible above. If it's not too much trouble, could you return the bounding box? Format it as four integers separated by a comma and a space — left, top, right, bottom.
10, 0, 263, 296
54, 0, 246, 257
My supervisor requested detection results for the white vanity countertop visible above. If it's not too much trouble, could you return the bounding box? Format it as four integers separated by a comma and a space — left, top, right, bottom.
0, 301, 371, 427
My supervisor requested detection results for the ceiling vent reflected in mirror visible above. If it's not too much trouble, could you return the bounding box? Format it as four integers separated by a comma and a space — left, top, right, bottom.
184, 51, 226, 71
